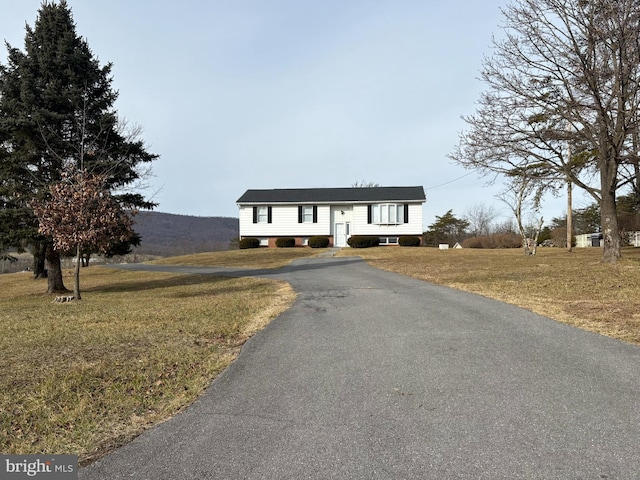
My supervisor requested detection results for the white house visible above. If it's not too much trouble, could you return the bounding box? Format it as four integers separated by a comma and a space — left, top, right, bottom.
576, 231, 640, 248
236, 186, 426, 247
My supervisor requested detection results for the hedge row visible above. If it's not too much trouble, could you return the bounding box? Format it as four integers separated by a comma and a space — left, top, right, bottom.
347, 236, 380, 248
275, 237, 296, 248
398, 235, 421, 247
308, 236, 330, 248
240, 237, 332, 249
241, 235, 420, 249
461, 233, 521, 249
239, 237, 260, 249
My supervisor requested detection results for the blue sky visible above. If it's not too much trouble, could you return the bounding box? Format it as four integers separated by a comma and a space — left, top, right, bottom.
1, 0, 588, 227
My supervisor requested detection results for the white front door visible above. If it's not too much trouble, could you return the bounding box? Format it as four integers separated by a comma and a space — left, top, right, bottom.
335, 223, 346, 247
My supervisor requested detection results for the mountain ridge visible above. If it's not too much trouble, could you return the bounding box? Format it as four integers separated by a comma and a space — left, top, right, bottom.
131, 211, 239, 256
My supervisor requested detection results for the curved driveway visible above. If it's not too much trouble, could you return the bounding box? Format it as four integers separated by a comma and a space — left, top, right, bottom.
81, 256, 640, 479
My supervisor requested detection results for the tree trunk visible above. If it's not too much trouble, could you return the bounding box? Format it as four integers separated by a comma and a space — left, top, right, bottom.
74, 244, 81, 300
633, 126, 639, 204
566, 179, 573, 253
600, 158, 621, 264
45, 243, 68, 293
518, 225, 531, 255
32, 241, 47, 279
531, 217, 544, 256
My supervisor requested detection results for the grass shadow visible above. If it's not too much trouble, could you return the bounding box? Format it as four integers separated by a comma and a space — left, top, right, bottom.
84, 271, 265, 297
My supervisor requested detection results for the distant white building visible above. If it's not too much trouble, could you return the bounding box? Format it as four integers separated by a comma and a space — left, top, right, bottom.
575, 233, 602, 248
575, 231, 640, 247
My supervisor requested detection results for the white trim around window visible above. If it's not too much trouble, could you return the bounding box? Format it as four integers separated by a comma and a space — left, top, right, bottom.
302, 206, 314, 223
372, 204, 404, 225
379, 237, 399, 245
257, 206, 269, 223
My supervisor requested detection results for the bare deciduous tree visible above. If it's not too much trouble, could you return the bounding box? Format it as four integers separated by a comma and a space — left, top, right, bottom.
351, 180, 380, 188
498, 175, 544, 255
464, 203, 500, 237
451, 0, 640, 263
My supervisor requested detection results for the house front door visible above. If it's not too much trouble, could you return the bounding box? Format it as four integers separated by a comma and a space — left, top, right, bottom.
335, 223, 346, 247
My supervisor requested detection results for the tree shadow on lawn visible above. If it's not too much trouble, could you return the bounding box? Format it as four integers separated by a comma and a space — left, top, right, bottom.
84, 272, 267, 297
87, 256, 363, 298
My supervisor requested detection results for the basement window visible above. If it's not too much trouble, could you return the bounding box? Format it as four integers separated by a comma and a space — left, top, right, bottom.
379, 237, 399, 245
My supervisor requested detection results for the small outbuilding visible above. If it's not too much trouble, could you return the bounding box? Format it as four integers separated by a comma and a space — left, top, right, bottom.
575, 232, 603, 248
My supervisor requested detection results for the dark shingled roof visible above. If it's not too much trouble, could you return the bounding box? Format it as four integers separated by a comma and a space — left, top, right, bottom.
237, 186, 426, 204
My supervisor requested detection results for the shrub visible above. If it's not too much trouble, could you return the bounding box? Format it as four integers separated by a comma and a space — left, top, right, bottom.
461, 236, 485, 249
461, 233, 522, 249
399, 235, 421, 247
347, 236, 380, 248
493, 232, 522, 248
308, 236, 330, 248
276, 237, 296, 248
239, 237, 260, 249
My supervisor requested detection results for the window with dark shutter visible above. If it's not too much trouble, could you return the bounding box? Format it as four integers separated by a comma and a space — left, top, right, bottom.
300, 206, 315, 223
267, 206, 272, 223
255, 206, 269, 223
370, 204, 406, 224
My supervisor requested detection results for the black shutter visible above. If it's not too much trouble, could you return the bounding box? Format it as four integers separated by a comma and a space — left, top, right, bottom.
404, 204, 409, 224
367, 205, 372, 224
313, 205, 318, 223
267, 206, 272, 224
298, 206, 303, 223
252, 206, 257, 224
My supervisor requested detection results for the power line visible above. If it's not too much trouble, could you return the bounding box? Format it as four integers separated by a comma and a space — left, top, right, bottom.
425, 171, 475, 190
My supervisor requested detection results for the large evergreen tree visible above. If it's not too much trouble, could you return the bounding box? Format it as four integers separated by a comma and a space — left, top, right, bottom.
423, 210, 470, 247
0, 1, 157, 292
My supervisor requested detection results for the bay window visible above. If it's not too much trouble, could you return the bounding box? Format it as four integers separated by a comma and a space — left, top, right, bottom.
371, 204, 405, 225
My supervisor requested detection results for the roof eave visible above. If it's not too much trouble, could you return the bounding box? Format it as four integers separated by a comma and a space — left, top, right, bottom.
237, 199, 426, 205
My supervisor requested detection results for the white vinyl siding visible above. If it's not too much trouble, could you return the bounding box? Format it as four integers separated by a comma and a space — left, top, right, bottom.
239, 201, 424, 241
239, 205, 329, 237
351, 203, 423, 237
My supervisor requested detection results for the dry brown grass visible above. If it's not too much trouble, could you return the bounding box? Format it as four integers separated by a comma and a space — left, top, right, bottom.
337, 246, 640, 345
151, 247, 332, 269
6, 244, 637, 463
0, 265, 296, 464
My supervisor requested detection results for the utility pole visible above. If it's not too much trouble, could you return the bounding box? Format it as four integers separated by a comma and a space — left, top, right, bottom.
566, 123, 573, 252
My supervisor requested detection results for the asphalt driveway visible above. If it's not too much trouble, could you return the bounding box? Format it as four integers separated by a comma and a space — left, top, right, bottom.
81, 256, 640, 479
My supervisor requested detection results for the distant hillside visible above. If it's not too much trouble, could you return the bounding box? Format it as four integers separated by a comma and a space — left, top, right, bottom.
131, 211, 239, 256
